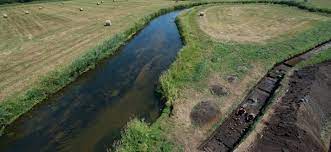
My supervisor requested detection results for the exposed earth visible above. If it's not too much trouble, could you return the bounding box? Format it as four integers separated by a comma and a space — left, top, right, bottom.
250, 61, 331, 152
199, 41, 331, 152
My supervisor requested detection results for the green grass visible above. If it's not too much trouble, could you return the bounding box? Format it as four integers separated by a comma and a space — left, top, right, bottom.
116, 119, 178, 152
297, 47, 331, 67
0, 2, 202, 135
117, 3, 331, 151
0, 0, 190, 102
198, 4, 328, 43
1, 0, 330, 136
161, 4, 331, 102
302, 0, 331, 11
0, 0, 330, 149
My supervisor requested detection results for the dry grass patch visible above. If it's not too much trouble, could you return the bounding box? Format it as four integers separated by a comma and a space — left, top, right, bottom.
167, 64, 265, 151
198, 4, 329, 43
0, 0, 187, 101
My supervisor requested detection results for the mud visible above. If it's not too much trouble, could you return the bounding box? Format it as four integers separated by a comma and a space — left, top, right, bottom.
251, 61, 331, 152
199, 40, 331, 152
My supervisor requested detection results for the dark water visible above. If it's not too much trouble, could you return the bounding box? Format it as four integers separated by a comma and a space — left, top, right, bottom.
0, 11, 182, 152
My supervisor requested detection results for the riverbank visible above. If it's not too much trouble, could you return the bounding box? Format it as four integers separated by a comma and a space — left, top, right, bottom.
0, 0, 193, 135
117, 3, 331, 151
1, 0, 331, 150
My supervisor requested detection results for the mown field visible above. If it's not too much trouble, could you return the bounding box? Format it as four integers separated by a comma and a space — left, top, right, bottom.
118, 3, 331, 151
304, 0, 331, 10
1, 0, 331, 151
0, 0, 188, 102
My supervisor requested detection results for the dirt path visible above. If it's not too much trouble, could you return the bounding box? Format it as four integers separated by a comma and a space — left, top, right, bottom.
198, 40, 331, 152
251, 60, 331, 152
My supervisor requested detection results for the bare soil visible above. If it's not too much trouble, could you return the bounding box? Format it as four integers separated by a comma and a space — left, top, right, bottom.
251, 61, 331, 152
199, 41, 331, 152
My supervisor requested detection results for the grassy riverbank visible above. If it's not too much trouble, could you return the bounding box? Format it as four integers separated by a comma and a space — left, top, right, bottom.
0, 0, 330, 149
118, 3, 331, 151
0, 0, 189, 102
0, 0, 195, 134
301, 0, 331, 11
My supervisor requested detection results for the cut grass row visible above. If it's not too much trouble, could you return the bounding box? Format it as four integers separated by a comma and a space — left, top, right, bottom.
0, 1, 199, 134
118, 3, 331, 151
0, 0, 188, 101
0, 0, 330, 147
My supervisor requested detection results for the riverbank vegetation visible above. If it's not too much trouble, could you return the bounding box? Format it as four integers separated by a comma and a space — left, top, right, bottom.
298, 47, 331, 67
0, 0, 331, 150
118, 3, 331, 151
0, 0, 194, 134
301, 0, 331, 11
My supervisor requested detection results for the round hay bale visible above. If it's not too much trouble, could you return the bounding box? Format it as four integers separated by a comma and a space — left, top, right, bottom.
39, 6, 43, 9
3, 14, 8, 18
210, 85, 228, 96
79, 8, 84, 11
97, 2, 100, 5
24, 10, 30, 14
101, 0, 104, 3
199, 11, 205, 16
104, 20, 112, 26
190, 100, 220, 126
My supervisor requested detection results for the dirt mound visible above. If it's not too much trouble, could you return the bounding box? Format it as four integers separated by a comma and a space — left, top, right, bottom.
190, 100, 220, 127
209, 85, 228, 96
252, 61, 331, 152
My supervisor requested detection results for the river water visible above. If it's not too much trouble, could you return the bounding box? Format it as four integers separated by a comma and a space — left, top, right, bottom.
0, 11, 182, 152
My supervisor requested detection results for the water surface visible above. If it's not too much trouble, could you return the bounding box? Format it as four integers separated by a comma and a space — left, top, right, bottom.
0, 11, 182, 152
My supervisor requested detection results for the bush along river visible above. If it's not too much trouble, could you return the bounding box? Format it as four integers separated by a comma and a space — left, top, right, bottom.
0, 11, 183, 152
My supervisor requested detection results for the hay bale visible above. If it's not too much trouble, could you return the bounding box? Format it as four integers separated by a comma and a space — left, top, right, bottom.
101, 0, 104, 3
24, 10, 30, 14
3, 14, 8, 18
105, 20, 112, 26
190, 100, 220, 127
97, 2, 100, 5
79, 8, 84, 11
199, 11, 205, 16
39, 6, 43, 9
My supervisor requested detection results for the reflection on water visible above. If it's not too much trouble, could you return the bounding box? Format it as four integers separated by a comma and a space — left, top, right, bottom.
0, 11, 182, 152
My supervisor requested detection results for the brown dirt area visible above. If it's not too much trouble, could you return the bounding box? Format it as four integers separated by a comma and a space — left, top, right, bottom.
165, 64, 264, 151
247, 61, 331, 152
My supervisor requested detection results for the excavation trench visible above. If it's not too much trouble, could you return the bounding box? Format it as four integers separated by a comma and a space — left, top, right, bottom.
0, 11, 183, 152
199, 40, 331, 152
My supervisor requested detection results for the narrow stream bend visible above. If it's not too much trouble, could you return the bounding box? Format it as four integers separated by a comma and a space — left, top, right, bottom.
0, 11, 183, 152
